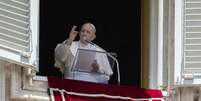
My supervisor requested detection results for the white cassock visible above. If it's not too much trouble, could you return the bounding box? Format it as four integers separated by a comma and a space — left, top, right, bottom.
54, 40, 113, 84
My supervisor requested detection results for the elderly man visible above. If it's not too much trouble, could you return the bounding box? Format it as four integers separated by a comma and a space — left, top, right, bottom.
54, 22, 113, 83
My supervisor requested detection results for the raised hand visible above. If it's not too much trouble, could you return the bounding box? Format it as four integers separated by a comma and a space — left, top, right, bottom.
69, 26, 78, 41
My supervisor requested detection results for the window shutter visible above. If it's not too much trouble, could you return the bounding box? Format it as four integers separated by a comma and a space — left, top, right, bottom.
0, 0, 30, 53
183, 0, 201, 82
0, 0, 39, 70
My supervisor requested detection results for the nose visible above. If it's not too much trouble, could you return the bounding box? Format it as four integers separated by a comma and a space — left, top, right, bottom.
81, 32, 87, 37
83, 30, 88, 35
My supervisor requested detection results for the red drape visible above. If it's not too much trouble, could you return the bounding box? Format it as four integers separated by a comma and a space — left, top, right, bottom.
48, 76, 163, 101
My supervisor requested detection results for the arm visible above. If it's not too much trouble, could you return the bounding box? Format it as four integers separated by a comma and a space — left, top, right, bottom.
91, 53, 113, 76
98, 54, 113, 76
54, 39, 72, 73
54, 26, 78, 73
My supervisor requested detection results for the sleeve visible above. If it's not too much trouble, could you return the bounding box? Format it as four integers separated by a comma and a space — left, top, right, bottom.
54, 39, 72, 73
97, 53, 113, 76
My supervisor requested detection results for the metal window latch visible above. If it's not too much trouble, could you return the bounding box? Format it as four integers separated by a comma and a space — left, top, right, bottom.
182, 73, 194, 80
21, 51, 31, 58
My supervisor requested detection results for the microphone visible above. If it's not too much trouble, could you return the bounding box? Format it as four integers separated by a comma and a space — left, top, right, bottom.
85, 39, 95, 46
85, 40, 117, 57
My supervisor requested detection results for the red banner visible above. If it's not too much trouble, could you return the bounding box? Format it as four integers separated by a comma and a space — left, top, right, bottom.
48, 77, 164, 101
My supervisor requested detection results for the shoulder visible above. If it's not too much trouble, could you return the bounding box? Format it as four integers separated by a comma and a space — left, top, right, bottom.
96, 46, 105, 52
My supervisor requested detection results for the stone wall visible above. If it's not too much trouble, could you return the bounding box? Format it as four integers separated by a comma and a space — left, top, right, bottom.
0, 60, 49, 101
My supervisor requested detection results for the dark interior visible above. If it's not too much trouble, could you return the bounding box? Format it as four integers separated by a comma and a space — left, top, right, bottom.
39, 0, 141, 86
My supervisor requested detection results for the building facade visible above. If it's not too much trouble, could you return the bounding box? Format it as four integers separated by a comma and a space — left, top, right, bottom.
1, 0, 201, 101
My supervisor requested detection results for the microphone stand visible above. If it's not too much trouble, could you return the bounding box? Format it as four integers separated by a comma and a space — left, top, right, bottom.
86, 41, 121, 85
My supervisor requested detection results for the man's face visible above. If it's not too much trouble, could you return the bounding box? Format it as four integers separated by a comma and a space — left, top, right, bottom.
79, 24, 95, 43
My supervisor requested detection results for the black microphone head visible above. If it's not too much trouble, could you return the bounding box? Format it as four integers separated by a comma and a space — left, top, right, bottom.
110, 52, 118, 57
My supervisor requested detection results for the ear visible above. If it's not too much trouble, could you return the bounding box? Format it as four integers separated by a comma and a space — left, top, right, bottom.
90, 34, 96, 41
